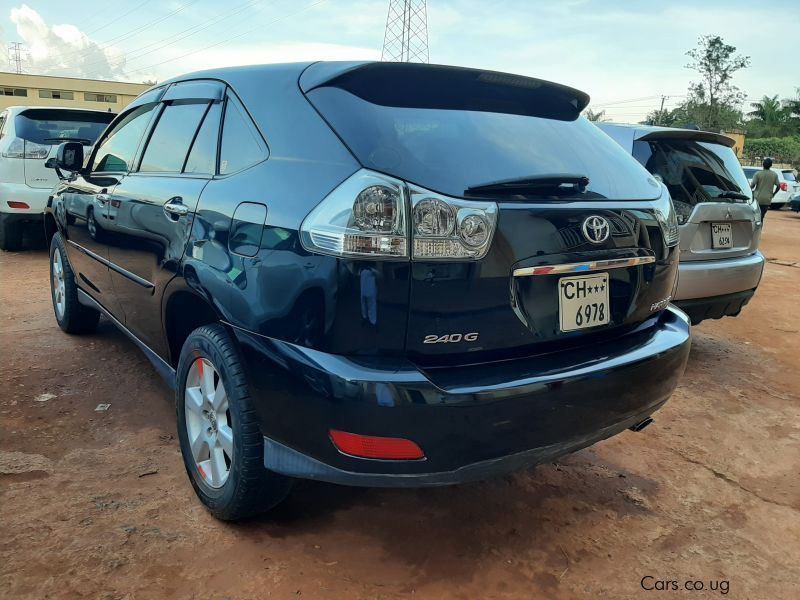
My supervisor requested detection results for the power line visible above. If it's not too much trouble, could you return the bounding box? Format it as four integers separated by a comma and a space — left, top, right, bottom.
127, 0, 328, 75
64, 0, 269, 74
83, 0, 154, 36
46, 0, 201, 67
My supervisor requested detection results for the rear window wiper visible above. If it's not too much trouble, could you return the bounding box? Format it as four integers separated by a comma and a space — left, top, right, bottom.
465, 174, 590, 197
43, 137, 92, 145
714, 191, 750, 201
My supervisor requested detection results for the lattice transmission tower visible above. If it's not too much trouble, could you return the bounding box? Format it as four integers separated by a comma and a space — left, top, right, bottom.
7, 42, 28, 74
381, 0, 429, 63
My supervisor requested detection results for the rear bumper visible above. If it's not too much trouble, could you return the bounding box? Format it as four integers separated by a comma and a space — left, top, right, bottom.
675, 251, 764, 301
0, 182, 51, 214
231, 306, 691, 487
674, 290, 755, 325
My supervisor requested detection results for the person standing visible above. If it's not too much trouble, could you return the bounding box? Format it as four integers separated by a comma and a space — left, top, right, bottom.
751, 158, 780, 221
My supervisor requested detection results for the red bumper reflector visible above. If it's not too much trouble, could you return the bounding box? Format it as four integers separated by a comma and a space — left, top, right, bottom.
329, 430, 424, 460
7, 201, 30, 209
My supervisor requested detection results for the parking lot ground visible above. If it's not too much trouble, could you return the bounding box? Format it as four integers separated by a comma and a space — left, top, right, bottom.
1, 211, 799, 599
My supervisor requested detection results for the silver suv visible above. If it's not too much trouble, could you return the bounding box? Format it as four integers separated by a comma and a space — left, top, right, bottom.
599, 124, 764, 324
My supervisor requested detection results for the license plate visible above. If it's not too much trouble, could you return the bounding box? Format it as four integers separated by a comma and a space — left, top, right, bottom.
558, 273, 610, 332
711, 223, 732, 249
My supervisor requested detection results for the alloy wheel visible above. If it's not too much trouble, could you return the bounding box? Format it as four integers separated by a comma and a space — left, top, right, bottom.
52, 247, 66, 319
184, 358, 233, 488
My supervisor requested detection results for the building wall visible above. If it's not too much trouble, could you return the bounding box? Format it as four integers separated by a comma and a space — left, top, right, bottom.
0, 72, 151, 113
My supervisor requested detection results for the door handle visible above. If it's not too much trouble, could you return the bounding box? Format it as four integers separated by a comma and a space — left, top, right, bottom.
164, 197, 188, 218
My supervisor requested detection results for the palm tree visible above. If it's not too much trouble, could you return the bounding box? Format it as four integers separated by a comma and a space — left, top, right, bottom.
583, 108, 607, 122
747, 95, 790, 136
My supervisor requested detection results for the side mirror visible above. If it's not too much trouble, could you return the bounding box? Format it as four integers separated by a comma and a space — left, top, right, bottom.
52, 142, 84, 173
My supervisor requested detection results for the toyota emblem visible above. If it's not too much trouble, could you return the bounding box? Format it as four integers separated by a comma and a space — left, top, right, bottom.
582, 216, 610, 244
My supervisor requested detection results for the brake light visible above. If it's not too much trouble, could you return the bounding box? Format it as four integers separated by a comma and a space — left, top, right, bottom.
329, 429, 424, 460
1, 137, 51, 159
6, 201, 30, 209
780, 182, 788, 192
300, 169, 498, 260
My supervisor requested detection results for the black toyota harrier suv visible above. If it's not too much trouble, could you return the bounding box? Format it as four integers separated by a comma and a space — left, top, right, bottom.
45, 62, 691, 521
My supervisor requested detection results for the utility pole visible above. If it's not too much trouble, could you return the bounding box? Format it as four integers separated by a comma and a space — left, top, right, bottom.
381, 0, 429, 63
656, 95, 668, 125
7, 42, 27, 74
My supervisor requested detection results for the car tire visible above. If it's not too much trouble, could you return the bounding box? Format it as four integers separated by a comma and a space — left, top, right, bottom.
50, 232, 101, 334
0, 217, 23, 251
176, 324, 293, 521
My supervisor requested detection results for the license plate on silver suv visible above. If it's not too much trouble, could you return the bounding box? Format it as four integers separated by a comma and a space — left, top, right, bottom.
711, 223, 732, 249
558, 273, 610, 332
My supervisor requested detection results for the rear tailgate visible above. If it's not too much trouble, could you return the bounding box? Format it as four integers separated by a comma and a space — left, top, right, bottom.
406, 202, 676, 362
14, 108, 114, 188
303, 62, 678, 363
630, 131, 760, 261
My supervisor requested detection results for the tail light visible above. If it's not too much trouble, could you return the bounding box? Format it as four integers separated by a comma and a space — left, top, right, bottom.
780, 182, 788, 192
300, 169, 497, 260
654, 186, 680, 247
1, 138, 51, 159
6, 201, 30, 209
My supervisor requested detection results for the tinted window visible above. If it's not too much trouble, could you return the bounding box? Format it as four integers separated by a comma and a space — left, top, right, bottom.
14, 109, 115, 146
139, 102, 208, 173
92, 105, 155, 172
308, 87, 659, 200
184, 102, 221, 175
219, 98, 266, 175
632, 139, 752, 204
782, 171, 796, 182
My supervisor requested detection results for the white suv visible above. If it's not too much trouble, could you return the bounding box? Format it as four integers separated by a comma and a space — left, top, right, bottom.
742, 166, 797, 209
0, 106, 115, 250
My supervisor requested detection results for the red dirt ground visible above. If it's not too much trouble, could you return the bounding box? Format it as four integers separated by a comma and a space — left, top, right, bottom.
1, 211, 798, 599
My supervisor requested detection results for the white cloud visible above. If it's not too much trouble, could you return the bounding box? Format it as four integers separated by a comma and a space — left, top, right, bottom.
9, 4, 127, 80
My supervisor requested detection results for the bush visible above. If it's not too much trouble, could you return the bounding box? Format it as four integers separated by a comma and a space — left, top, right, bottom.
743, 136, 800, 166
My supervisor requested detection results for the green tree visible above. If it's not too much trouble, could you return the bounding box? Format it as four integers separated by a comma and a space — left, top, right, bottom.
684, 35, 750, 130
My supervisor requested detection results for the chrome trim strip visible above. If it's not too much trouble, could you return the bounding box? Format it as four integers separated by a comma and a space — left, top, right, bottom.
68, 239, 155, 289
513, 256, 656, 277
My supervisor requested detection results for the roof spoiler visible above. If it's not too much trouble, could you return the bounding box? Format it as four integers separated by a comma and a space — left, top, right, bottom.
300, 62, 590, 121
637, 129, 736, 148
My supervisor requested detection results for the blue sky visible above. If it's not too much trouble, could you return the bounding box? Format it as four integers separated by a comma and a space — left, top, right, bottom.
1, 0, 797, 122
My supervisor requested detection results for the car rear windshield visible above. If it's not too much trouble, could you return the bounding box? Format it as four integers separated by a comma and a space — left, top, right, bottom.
306, 86, 660, 200
782, 171, 796, 182
632, 139, 751, 203
743, 167, 759, 179
15, 109, 115, 146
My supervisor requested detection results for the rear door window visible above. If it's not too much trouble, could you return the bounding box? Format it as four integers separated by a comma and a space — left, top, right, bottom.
184, 102, 221, 175
92, 105, 156, 172
219, 96, 267, 175
306, 86, 658, 200
14, 109, 114, 146
139, 101, 208, 173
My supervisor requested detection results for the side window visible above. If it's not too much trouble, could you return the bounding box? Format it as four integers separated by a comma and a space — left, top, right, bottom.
184, 102, 222, 175
219, 97, 267, 175
92, 105, 156, 172
139, 102, 209, 173
0, 113, 6, 137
